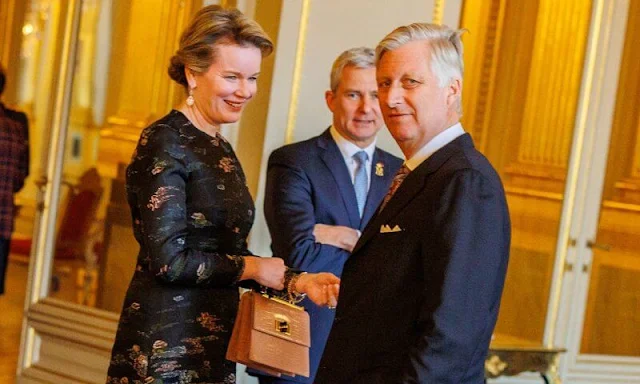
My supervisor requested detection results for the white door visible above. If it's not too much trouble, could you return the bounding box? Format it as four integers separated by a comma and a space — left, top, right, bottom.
552, 0, 640, 382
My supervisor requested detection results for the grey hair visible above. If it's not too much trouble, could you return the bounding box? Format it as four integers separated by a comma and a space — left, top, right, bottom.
376, 23, 465, 88
329, 47, 376, 92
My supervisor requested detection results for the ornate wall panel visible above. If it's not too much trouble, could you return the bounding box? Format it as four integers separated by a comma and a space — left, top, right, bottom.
460, 0, 592, 345
604, 0, 640, 205
506, 0, 592, 192
459, 0, 504, 153
98, 0, 196, 178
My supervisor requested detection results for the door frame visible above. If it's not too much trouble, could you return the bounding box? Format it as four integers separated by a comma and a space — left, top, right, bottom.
17, 1, 121, 383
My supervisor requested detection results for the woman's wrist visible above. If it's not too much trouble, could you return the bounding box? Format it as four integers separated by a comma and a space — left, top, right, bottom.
239, 256, 257, 281
287, 271, 307, 303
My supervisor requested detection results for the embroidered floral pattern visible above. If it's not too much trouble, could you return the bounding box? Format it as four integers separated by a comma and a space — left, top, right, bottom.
218, 157, 235, 173
196, 312, 224, 332
151, 158, 169, 175
147, 186, 178, 211
139, 129, 151, 146
191, 212, 212, 228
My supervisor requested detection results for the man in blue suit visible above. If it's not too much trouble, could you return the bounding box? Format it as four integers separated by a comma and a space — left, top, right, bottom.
316, 23, 511, 384
260, 47, 402, 383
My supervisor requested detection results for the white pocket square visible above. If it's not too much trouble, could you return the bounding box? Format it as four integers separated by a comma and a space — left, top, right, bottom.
380, 224, 402, 233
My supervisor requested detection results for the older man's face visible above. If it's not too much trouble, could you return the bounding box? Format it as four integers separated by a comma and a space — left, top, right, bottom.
376, 40, 460, 158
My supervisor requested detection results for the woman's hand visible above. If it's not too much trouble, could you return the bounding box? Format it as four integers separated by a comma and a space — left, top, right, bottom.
241, 256, 286, 290
295, 272, 340, 308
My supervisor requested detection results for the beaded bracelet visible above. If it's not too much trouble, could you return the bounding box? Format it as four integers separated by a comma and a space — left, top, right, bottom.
286, 272, 307, 304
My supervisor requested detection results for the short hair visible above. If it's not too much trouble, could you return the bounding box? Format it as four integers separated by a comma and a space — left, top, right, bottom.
168, 5, 273, 90
0, 64, 6, 96
376, 23, 465, 88
329, 47, 376, 92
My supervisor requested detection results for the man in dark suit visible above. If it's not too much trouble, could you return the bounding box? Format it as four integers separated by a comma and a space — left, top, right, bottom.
0, 65, 29, 295
260, 47, 402, 383
316, 23, 511, 384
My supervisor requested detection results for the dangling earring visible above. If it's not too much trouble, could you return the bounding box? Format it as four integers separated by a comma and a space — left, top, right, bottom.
186, 87, 195, 107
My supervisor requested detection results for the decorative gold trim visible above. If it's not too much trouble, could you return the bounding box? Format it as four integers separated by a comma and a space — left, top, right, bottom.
285, 0, 311, 144
220, 0, 238, 9
100, 128, 142, 143
505, 186, 563, 201
105, 116, 149, 129
602, 199, 640, 213
0, 0, 17, 65
433, 0, 445, 24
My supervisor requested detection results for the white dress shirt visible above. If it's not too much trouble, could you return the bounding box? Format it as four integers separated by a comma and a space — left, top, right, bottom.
330, 125, 377, 191
404, 123, 465, 171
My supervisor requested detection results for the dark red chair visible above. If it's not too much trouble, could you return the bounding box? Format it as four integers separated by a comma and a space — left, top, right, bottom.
11, 168, 104, 266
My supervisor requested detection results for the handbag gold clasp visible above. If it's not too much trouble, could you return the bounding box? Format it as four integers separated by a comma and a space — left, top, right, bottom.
275, 315, 291, 335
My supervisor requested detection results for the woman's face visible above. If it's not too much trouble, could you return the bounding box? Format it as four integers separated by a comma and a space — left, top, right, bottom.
188, 44, 262, 126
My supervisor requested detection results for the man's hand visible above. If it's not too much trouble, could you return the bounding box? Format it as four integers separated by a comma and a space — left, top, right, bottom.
313, 224, 360, 252
296, 272, 340, 308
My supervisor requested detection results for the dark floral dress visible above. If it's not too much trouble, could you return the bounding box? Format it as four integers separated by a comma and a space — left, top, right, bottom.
107, 110, 254, 384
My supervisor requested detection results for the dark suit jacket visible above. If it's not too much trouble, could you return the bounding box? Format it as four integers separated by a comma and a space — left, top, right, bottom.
262, 128, 402, 383
315, 133, 511, 384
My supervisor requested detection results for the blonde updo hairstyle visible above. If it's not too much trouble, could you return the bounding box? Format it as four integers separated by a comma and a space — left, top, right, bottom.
168, 5, 274, 91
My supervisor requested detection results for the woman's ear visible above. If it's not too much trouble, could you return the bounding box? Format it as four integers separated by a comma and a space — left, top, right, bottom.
185, 67, 198, 90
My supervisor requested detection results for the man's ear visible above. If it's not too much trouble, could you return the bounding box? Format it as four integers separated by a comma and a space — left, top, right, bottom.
325, 90, 336, 113
446, 78, 461, 108
185, 67, 198, 89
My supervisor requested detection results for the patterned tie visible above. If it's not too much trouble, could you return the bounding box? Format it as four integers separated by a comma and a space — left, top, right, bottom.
353, 151, 369, 217
379, 164, 410, 212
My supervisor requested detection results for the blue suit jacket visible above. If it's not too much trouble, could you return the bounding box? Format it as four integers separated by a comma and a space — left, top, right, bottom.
262, 128, 402, 383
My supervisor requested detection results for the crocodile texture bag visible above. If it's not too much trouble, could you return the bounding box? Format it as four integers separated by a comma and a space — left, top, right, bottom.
226, 290, 310, 378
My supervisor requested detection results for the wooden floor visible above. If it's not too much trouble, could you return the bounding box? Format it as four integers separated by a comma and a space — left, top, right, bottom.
0, 259, 28, 383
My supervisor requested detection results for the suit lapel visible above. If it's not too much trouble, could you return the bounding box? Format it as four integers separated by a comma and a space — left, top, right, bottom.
360, 149, 393, 230
352, 134, 474, 255
318, 129, 361, 229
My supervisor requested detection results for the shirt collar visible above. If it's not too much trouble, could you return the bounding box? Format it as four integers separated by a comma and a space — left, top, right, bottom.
404, 123, 465, 171
330, 125, 376, 162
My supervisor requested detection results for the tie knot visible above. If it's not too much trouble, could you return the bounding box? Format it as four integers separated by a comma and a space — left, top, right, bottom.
353, 150, 368, 165
397, 164, 410, 177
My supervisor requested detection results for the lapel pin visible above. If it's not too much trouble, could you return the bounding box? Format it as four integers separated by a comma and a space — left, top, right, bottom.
375, 162, 384, 177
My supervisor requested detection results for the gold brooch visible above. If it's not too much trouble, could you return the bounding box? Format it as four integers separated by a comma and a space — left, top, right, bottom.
375, 162, 384, 176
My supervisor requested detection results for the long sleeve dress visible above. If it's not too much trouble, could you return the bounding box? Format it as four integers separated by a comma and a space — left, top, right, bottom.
107, 110, 255, 384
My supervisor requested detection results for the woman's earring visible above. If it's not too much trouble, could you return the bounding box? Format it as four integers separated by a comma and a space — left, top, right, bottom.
186, 87, 195, 107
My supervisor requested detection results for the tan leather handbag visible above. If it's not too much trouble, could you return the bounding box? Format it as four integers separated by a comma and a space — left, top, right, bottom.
226, 290, 311, 378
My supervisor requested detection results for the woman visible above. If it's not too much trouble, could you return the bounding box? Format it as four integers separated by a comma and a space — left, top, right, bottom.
106, 6, 339, 384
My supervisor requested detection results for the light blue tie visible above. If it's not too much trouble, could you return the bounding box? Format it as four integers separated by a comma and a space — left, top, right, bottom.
353, 151, 369, 218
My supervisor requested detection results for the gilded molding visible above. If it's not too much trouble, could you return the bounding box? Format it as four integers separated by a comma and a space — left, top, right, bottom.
433, 0, 445, 24
504, 186, 563, 202
516, 0, 592, 169
285, 0, 311, 144
460, 0, 504, 152
602, 199, 640, 213
221, 0, 238, 8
